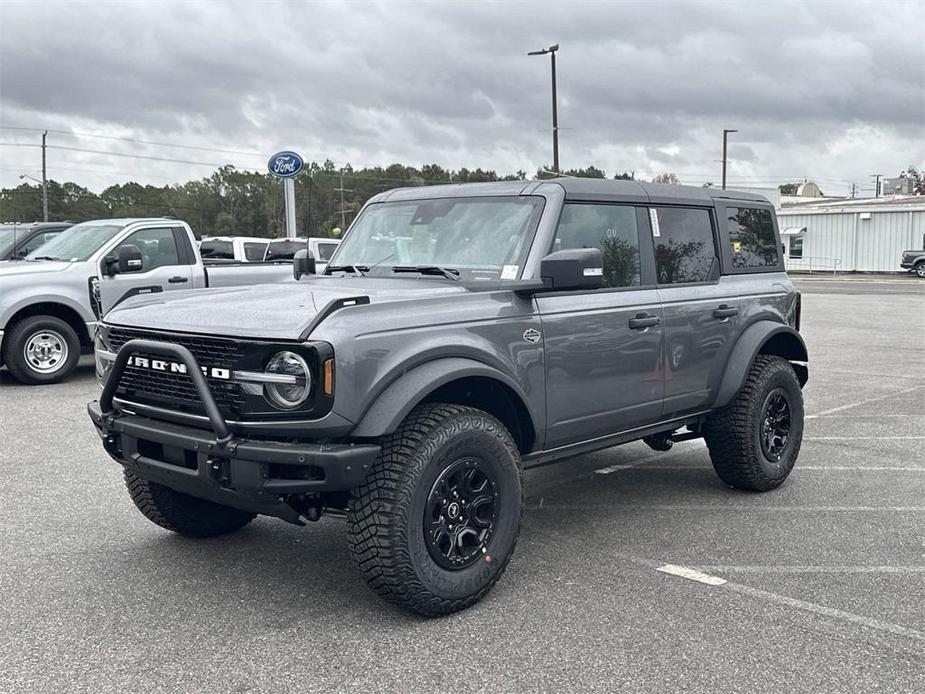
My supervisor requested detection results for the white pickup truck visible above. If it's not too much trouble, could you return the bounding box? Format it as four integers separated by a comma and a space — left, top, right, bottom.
0, 218, 294, 385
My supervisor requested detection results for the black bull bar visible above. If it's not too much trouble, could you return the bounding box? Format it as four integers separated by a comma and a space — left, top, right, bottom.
88, 339, 379, 522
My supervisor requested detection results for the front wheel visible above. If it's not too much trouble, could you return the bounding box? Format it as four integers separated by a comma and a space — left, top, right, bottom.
348, 403, 523, 616
914, 261, 925, 278
704, 355, 804, 491
2, 315, 80, 384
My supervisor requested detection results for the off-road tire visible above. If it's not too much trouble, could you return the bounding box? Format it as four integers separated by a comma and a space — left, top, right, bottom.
124, 470, 256, 537
704, 355, 804, 492
2, 315, 80, 385
348, 403, 523, 617
914, 261, 925, 279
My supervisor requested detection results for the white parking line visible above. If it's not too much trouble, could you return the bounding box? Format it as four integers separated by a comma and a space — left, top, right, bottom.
655, 564, 727, 585
697, 565, 925, 574
809, 384, 923, 417
594, 464, 635, 475
797, 466, 925, 471
805, 436, 925, 441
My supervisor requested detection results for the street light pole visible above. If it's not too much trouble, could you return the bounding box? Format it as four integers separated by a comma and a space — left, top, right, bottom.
528, 43, 560, 174
41, 130, 48, 222
722, 128, 737, 190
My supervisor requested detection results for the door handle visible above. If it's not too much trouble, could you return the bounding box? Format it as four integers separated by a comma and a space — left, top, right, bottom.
628, 313, 661, 330
712, 304, 738, 319
168, 276, 189, 284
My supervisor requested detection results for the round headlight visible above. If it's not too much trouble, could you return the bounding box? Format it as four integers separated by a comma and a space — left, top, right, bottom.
264, 351, 312, 409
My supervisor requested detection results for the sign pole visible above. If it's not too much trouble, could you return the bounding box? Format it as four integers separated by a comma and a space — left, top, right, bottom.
284, 178, 297, 239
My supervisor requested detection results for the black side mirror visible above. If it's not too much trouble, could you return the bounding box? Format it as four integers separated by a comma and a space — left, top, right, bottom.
117, 244, 144, 274
540, 248, 604, 291
293, 248, 316, 280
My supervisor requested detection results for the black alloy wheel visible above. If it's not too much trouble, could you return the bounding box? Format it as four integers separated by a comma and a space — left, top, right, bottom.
760, 388, 792, 462
424, 458, 498, 570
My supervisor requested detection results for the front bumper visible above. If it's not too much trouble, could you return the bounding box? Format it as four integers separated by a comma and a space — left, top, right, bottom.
88, 338, 379, 523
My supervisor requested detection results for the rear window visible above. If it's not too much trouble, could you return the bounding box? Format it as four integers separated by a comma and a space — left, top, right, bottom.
200, 240, 233, 259
726, 207, 779, 269
652, 207, 717, 284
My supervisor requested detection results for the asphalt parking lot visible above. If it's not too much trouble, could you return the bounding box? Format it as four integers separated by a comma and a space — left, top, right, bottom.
1, 277, 922, 693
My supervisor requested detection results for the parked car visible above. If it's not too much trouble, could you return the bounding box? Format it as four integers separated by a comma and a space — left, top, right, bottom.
88, 180, 807, 616
900, 248, 925, 277
0, 222, 74, 261
0, 218, 294, 385
264, 236, 340, 271
199, 236, 270, 262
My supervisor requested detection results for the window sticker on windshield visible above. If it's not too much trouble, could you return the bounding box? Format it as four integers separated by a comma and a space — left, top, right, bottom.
501, 265, 519, 280
649, 209, 661, 237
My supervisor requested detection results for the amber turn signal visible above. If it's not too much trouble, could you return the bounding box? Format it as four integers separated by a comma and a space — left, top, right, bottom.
323, 358, 334, 396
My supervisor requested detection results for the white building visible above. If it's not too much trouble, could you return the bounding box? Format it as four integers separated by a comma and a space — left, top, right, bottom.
777, 196, 925, 273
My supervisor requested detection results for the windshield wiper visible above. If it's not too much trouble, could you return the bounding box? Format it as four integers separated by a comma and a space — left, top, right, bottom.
30, 255, 63, 262
391, 265, 461, 281
325, 264, 368, 277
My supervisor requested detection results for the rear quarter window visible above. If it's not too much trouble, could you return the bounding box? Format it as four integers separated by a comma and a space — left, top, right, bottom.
726, 207, 780, 269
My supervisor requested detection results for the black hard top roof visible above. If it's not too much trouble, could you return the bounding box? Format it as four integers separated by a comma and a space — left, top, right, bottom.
372, 178, 771, 207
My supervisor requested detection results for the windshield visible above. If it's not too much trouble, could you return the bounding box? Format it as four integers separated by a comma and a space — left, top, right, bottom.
25, 223, 125, 262
0, 225, 22, 256
329, 197, 544, 280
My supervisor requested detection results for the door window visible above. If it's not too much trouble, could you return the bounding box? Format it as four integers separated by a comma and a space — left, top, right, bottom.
555, 203, 641, 288
317, 242, 339, 262
726, 207, 779, 268
652, 207, 717, 284
116, 227, 179, 271
200, 240, 234, 259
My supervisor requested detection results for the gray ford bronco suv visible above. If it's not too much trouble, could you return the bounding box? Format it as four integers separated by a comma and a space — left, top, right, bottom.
89, 179, 808, 616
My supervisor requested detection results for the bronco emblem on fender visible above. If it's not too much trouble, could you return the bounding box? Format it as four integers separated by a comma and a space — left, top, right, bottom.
522, 328, 542, 344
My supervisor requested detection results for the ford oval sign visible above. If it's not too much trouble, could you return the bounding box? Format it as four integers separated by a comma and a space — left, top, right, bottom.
267, 151, 304, 178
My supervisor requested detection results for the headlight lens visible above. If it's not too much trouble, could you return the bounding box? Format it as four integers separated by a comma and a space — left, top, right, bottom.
94, 332, 116, 386
263, 351, 312, 409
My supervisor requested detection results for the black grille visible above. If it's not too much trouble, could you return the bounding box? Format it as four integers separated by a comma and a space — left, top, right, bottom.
107, 328, 246, 417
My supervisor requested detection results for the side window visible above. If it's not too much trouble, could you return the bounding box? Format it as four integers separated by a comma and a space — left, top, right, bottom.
727, 207, 779, 268
652, 207, 717, 284
244, 242, 267, 261
555, 203, 641, 288
117, 227, 179, 271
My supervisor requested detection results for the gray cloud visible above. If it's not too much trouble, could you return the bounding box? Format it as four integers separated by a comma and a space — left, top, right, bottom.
1, 0, 922, 194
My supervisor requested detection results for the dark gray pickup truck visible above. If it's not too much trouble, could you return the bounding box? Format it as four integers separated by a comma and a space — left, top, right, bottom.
89, 179, 808, 616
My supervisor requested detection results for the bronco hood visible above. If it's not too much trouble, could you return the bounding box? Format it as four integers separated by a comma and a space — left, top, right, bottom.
103, 277, 468, 341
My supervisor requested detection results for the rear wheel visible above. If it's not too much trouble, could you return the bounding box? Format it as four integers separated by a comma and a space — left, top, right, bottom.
704, 355, 804, 491
914, 261, 925, 278
2, 315, 80, 384
348, 403, 523, 616
124, 471, 256, 537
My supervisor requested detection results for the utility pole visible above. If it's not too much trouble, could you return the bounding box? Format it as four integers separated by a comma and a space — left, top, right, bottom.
41, 130, 48, 222
528, 44, 560, 173
870, 173, 883, 198
850, 183, 856, 198
721, 128, 737, 190
333, 170, 353, 230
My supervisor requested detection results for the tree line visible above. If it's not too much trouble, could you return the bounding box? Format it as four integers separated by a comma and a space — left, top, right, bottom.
0, 162, 634, 239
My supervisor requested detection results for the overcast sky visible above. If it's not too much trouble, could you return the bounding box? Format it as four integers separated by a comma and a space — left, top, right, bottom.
1, 0, 923, 196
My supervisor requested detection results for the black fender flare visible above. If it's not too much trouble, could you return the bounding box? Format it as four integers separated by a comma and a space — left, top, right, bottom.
350, 357, 537, 439
713, 321, 808, 409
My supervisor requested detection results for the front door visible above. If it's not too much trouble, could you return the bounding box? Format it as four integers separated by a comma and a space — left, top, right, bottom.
537, 202, 664, 449
98, 226, 193, 315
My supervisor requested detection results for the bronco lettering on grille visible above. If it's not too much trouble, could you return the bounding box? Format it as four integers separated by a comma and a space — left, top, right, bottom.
125, 355, 231, 380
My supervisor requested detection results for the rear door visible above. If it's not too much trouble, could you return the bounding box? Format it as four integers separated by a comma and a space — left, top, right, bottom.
98, 226, 194, 315
651, 206, 737, 415
537, 202, 664, 449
